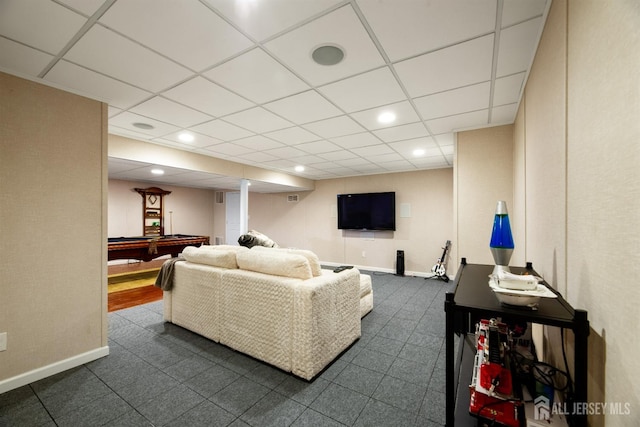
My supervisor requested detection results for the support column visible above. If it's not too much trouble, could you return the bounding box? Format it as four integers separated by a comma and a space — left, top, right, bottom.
240, 179, 249, 235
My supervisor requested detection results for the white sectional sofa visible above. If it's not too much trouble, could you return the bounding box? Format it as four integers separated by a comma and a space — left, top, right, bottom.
162, 245, 372, 380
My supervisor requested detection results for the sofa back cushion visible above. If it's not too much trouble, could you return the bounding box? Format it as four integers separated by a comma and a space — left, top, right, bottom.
182, 245, 244, 269
251, 246, 322, 277
236, 249, 312, 280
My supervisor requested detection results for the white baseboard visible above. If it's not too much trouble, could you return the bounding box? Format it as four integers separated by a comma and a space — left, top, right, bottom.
321, 261, 435, 278
0, 346, 110, 394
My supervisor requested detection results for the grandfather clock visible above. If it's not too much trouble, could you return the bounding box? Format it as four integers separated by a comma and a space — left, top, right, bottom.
135, 187, 171, 236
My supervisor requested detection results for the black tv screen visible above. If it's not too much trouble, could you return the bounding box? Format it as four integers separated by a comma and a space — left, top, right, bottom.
337, 192, 396, 231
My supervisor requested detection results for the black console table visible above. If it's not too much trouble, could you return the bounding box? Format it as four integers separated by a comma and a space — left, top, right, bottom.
444, 259, 589, 427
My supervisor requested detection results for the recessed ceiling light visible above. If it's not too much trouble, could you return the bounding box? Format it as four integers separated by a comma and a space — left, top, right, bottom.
377, 111, 396, 124
151, 169, 164, 175
133, 122, 154, 130
311, 44, 345, 66
178, 132, 194, 143
412, 148, 426, 157
295, 165, 305, 172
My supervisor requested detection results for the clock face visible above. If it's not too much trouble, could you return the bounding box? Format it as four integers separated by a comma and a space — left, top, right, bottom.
148, 194, 158, 205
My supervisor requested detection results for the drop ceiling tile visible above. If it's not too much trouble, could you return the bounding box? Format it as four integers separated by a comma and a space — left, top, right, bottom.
302, 116, 365, 138
440, 145, 455, 156
330, 132, 381, 149
496, 17, 543, 77
263, 146, 308, 159
204, 48, 310, 104
493, 73, 525, 106
389, 137, 438, 158
426, 110, 488, 134
99, 0, 252, 71
163, 76, 254, 118
319, 150, 358, 162
413, 82, 491, 120
350, 144, 394, 157
45, 60, 151, 108
294, 154, 326, 165
109, 112, 181, 137
233, 151, 280, 163
308, 161, 340, 170
357, 0, 496, 61
0, 38, 53, 76
191, 120, 254, 141
368, 152, 404, 164
265, 127, 321, 145
373, 122, 429, 143
502, 0, 548, 27
233, 135, 285, 151
336, 156, 372, 167
64, 25, 193, 92
324, 166, 358, 176
262, 158, 298, 170
130, 97, 213, 128
394, 34, 494, 98
57, 0, 105, 16
294, 140, 343, 154
200, 142, 254, 157
318, 67, 405, 112
148, 138, 194, 151
109, 125, 155, 141
223, 107, 293, 134
264, 90, 342, 124
378, 160, 416, 171
108, 158, 148, 174
411, 156, 450, 168
108, 106, 123, 118
351, 163, 384, 174
0, 0, 86, 54
491, 104, 518, 124
158, 131, 223, 148
434, 133, 455, 147
350, 101, 420, 131
205, 0, 343, 41
264, 5, 385, 86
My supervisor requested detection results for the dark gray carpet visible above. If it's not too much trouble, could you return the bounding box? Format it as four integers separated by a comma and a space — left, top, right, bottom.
0, 271, 452, 426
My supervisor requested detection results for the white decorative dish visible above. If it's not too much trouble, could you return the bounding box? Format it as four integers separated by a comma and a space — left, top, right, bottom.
488, 278, 557, 308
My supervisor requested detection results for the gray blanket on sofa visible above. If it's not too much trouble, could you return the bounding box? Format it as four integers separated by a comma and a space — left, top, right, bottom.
154, 256, 184, 291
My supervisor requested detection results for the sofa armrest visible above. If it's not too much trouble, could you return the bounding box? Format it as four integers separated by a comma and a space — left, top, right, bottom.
292, 268, 361, 379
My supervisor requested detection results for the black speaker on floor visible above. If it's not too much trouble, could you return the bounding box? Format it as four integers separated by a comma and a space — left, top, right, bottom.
396, 250, 405, 276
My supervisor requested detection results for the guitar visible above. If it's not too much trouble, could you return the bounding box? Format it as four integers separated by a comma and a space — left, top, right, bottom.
431, 240, 451, 281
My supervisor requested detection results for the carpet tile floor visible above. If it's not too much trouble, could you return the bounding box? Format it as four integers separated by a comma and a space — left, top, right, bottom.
0, 271, 453, 426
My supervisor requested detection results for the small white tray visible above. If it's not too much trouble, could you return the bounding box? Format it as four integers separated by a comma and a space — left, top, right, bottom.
488, 278, 557, 308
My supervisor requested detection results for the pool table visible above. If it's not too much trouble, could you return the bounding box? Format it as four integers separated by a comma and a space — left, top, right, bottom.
108, 234, 210, 262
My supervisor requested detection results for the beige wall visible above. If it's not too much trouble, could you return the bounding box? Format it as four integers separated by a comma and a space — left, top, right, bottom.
565, 1, 639, 425
455, 125, 515, 269
242, 168, 453, 275
108, 179, 216, 239
457, 1, 639, 425
0, 72, 108, 391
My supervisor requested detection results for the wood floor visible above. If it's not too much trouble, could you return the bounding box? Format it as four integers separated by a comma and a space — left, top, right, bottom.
108, 285, 163, 312
108, 259, 166, 312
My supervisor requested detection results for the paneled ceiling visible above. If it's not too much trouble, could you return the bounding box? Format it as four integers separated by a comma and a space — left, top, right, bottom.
0, 0, 549, 192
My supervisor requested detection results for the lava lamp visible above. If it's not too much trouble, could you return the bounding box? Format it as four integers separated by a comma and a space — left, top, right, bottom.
490, 201, 514, 275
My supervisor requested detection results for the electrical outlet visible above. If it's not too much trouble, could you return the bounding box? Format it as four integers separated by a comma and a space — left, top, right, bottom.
362, 251, 366, 258
0, 332, 6, 351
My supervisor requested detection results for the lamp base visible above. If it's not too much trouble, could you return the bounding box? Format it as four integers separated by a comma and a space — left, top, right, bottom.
492, 264, 511, 276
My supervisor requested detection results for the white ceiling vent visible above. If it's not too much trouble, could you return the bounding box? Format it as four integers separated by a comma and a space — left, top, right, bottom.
287, 194, 299, 203
215, 191, 224, 204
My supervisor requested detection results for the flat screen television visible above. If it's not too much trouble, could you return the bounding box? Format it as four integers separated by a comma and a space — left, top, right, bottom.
337, 192, 396, 231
